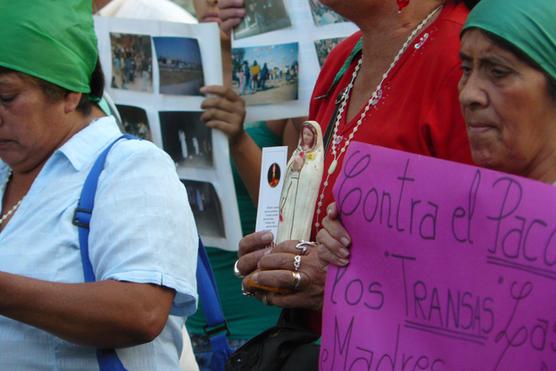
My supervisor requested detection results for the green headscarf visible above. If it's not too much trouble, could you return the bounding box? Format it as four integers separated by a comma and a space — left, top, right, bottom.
0, 1, 98, 93
463, 0, 556, 81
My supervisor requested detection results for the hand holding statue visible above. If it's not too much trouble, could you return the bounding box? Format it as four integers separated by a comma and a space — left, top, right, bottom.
236, 231, 327, 310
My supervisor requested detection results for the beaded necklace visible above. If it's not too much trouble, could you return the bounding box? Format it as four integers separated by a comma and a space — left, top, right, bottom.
0, 171, 23, 227
314, 5, 442, 229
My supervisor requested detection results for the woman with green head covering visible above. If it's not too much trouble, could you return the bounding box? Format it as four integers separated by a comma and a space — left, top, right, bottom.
0, 1, 198, 370
459, 0, 556, 183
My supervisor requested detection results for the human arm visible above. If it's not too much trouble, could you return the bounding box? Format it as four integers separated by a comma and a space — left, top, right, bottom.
200, 85, 263, 203
0, 141, 196, 349
316, 202, 352, 266
65, 139, 196, 348
201, 85, 307, 203
282, 116, 305, 157
218, 0, 246, 34
0, 275, 174, 348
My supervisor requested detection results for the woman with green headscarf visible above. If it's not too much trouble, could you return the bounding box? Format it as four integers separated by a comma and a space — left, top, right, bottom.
459, 0, 556, 183
0, 1, 198, 370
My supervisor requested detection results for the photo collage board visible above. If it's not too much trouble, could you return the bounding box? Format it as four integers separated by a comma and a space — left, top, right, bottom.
232, 0, 359, 122
95, 16, 242, 251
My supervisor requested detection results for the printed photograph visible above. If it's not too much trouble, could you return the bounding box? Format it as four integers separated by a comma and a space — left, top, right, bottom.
233, 0, 291, 40
110, 33, 153, 92
308, 0, 348, 26
314, 37, 346, 67
159, 111, 213, 168
267, 163, 281, 188
232, 42, 299, 106
182, 180, 226, 239
116, 105, 152, 141
153, 37, 205, 96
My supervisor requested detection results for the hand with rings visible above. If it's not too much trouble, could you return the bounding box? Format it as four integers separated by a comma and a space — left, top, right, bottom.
243, 239, 327, 310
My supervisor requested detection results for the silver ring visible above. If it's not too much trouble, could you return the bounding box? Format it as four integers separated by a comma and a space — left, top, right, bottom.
292, 271, 301, 290
293, 255, 301, 272
233, 259, 244, 278
295, 240, 316, 255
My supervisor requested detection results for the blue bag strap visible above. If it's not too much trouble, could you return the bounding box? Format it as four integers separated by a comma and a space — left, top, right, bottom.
73, 134, 135, 371
196, 238, 232, 371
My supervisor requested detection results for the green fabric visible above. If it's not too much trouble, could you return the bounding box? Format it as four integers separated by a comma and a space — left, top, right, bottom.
98, 98, 112, 117
187, 122, 282, 340
463, 0, 556, 80
0, 1, 98, 93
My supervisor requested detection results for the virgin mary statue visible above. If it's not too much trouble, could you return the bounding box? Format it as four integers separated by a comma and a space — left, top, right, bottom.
276, 121, 324, 243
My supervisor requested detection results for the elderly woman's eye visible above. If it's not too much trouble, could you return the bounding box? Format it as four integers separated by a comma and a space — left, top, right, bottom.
490, 66, 510, 79
460, 63, 472, 76
0, 95, 15, 103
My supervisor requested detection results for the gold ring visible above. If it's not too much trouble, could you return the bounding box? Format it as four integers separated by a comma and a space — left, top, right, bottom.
292, 271, 301, 290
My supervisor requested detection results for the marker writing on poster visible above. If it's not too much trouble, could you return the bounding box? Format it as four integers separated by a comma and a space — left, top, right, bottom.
336, 152, 439, 241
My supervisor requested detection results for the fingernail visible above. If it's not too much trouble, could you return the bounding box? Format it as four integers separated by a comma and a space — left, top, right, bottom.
339, 248, 350, 258
340, 237, 351, 247
252, 273, 259, 282
339, 258, 349, 266
327, 206, 334, 216
261, 231, 273, 243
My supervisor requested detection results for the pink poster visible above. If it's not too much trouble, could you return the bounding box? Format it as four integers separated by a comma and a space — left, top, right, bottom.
320, 142, 556, 371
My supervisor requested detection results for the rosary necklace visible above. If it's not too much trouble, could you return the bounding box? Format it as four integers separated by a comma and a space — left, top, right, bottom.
314, 5, 442, 229
0, 171, 23, 227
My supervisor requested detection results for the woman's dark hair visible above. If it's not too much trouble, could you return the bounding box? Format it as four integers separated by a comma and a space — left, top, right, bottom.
454, 0, 480, 9
475, 29, 556, 99
0, 58, 105, 115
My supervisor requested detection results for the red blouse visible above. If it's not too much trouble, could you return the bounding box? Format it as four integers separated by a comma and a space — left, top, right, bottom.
309, 2, 473, 236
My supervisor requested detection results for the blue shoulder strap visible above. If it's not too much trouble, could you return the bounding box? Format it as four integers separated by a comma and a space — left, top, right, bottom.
73, 134, 231, 371
73, 134, 134, 371
197, 239, 232, 371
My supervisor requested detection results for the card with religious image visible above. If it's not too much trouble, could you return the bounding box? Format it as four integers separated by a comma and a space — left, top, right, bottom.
255, 146, 288, 240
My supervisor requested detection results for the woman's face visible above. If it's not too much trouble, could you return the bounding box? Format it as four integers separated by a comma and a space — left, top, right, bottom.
459, 29, 556, 179
0, 72, 69, 172
193, 0, 220, 24
302, 126, 315, 148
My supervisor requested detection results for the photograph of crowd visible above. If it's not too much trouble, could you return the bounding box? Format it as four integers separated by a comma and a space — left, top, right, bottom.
153, 37, 205, 96
233, 0, 291, 40
232, 42, 299, 106
181, 180, 226, 239
116, 104, 152, 140
159, 111, 213, 168
308, 0, 348, 26
110, 33, 153, 92
314, 37, 346, 67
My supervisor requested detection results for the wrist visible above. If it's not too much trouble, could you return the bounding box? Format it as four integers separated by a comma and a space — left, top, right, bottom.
229, 129, 248, 148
